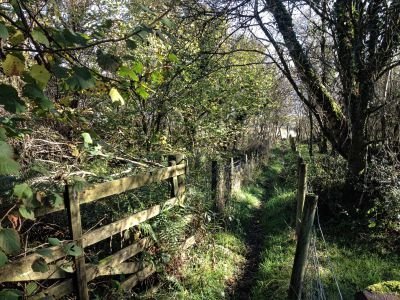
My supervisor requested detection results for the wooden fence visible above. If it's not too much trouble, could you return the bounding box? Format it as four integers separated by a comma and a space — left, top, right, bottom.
0, 154, 188, 299
211, 148, 268, 214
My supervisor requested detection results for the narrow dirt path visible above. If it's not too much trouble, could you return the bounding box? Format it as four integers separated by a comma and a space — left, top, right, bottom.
227, 204, 265, 299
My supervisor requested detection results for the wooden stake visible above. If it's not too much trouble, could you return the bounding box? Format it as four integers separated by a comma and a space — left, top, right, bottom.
296, 161, 307, 236
66, 185, 89, 300
288, 194, 318, 300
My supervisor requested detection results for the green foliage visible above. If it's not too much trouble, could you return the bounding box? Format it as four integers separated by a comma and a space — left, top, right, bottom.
63, 242, 83, 257
0, 23, 9, 39
0, 84, 25, 114
0, 228, 21, 255
367, 281, 400, 295
251, 146, 400, 299
0, 250, 8, 267
3, 54, 25, 76
0, 289, 22, 300
0, 141, 20, 175
25, 282, 38, 296
31, 257, 49, 273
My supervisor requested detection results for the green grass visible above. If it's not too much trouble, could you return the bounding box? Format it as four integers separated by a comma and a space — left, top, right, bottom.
251, 145, 400, 299
146, 144, 399, 299
144, 179, 265, 299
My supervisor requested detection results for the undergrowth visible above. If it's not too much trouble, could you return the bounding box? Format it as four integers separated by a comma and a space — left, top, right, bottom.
251, 144, 400, 299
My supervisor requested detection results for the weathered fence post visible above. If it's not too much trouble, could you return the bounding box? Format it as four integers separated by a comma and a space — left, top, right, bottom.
296, 159, 307, 237
230, 157, 235, 196
211, 160, 225, 213
290, 135, 297, 152
168, 154, 186, 205
66, 185, 89, 300
288, 194, 318, 300
168, 155, 178, 198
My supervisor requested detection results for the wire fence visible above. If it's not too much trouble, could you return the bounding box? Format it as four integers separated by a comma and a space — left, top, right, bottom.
302, 206, 343, 300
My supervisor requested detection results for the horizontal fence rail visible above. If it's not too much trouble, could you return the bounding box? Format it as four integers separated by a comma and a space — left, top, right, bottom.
0, 155, 188, 300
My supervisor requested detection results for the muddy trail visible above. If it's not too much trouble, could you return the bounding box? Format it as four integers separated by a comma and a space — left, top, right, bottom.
227, 204, 265, 300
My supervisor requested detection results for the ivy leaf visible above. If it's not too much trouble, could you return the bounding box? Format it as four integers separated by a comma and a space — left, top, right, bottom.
32, 29, 49, 47
109, 88, 125, 105
0, 23, 9, 40
25, 282, 38, 296
23, 83, 53, 110
31, 257, 49, 273
0, 289, 22, 300
63, 243, 83, 257
0, 141, 20, 175
0, 228, 21, 255
0, 84, 26, 113
29, 64, 51, 89
48, 237, 61, 246
3, 54, 25, 76
19, 206, 35, 220
0, 250, 8, 267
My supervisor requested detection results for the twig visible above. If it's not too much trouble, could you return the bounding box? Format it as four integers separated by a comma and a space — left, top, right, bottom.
0, 204, 17, 225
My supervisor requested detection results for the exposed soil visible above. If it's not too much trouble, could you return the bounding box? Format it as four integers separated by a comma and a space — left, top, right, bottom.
227, 205, 265, 300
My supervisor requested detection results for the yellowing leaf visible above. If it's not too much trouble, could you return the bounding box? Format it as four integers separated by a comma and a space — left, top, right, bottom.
3, 54, 24, 76
10, 30, 24, 45
109, 87, 125, 105
30, 64, 51, 89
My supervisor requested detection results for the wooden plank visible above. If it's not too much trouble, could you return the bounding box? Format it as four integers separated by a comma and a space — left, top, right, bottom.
0, 263, 68, 282
120, 264, 156, 291
0, 197, 172, 283
30, 279, 74, 300
90, 262, 143, 277
77, 164, 185, 205
35, 204, 65, 217
33, 164, 185, 217
66, 185, 89, 300
0, 245, 66, 282
82, 197, 178, 248
86, 237, 153, 280
30, 238, 152, 300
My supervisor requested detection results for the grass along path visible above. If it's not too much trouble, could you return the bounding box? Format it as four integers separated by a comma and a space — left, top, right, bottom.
251, 146, 400, 299
143, 145, 399, 299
